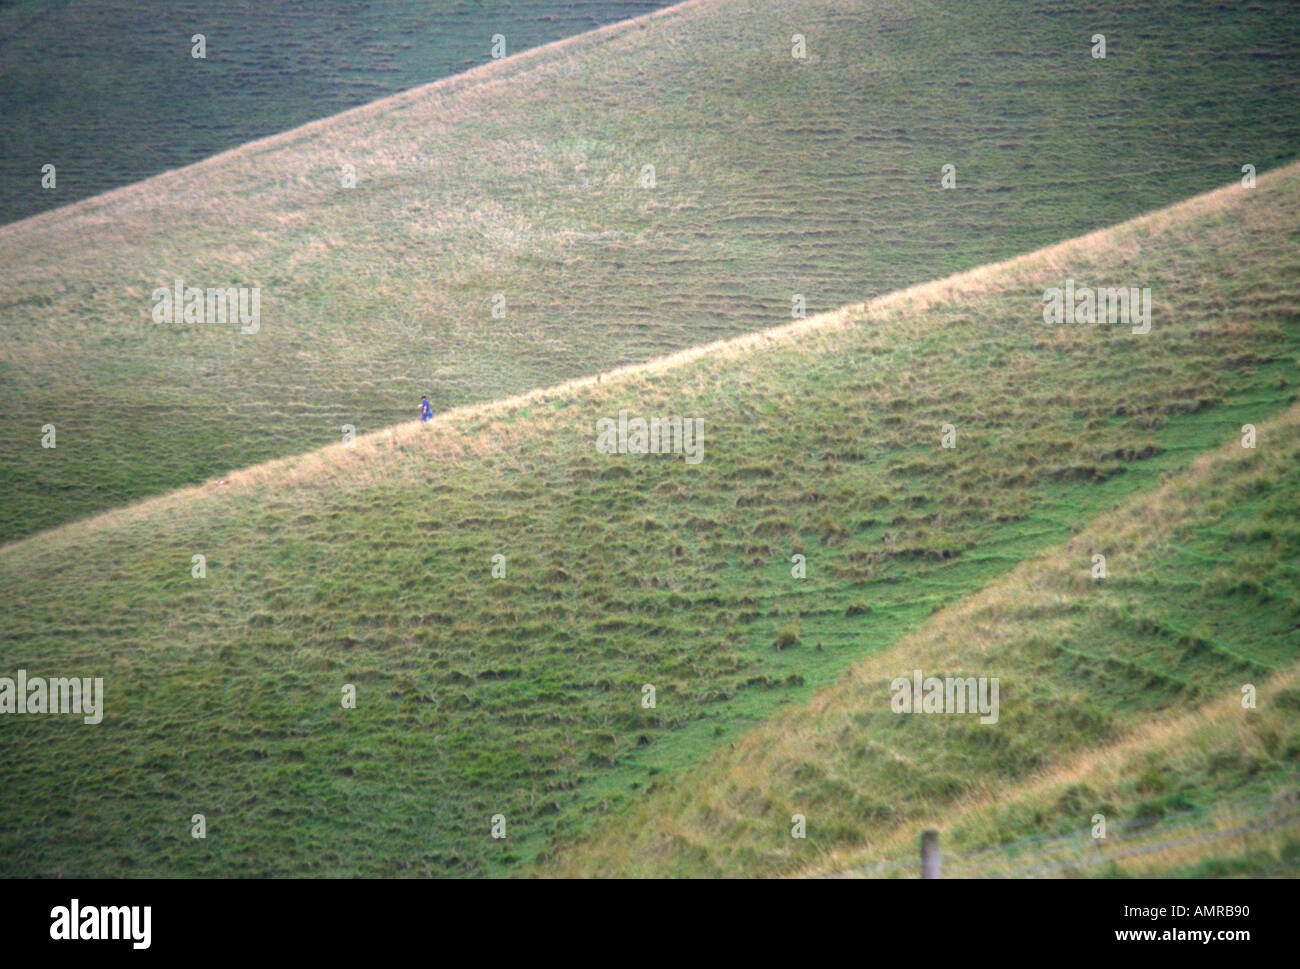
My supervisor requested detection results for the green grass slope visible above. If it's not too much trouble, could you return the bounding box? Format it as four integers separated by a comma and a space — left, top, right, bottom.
3, 0, 1299, 541
1, 163, 1298, 876
544, 404, 1300, 877
0, 0, 672, 226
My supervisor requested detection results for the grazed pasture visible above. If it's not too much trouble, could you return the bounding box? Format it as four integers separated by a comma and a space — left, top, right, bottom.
0, 0, 672, 225
2, 163, 1297, 876
2, 0, 1298, 541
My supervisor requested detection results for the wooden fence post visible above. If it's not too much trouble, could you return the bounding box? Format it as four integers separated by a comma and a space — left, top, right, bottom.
921, 829, 940, 879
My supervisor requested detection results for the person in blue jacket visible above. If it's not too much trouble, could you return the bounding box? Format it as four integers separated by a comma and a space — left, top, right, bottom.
419, 396, 433, 423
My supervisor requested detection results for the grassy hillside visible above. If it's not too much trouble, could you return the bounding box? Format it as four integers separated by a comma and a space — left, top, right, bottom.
3, 0, 1299, 541
543, 404, 1300, 877
0, 0, 672, 225
1, 162, 1298, 876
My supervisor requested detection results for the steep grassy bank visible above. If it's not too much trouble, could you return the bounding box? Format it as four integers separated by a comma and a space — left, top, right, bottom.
3, 0, 1298, 540
0, 0, 672, 225
1, 164, 1297, 875
544, 404, 1300, 876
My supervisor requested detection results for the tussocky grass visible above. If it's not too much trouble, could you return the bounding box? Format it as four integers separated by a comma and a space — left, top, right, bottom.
1, 163, 1299, 875
2, 0, 1300, 540
543, 402, 1300, 877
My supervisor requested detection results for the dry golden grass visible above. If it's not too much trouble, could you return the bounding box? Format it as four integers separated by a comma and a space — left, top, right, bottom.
811, 659, 1300, 877
541, 401, 1300, 877
7, 159, 1293, 562
4, 144, 1299, 876
6, 0, 1298, 541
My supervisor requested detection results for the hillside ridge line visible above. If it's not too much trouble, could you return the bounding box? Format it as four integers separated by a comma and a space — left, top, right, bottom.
0, 159, 1290, 556
0, 0, 714, 240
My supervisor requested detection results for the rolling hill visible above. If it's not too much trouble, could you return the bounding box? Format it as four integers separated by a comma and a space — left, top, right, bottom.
544, 402, 1300, 877
0, 0, 673, 225
2, 0, 1299, 542
2, 160, 1297, 877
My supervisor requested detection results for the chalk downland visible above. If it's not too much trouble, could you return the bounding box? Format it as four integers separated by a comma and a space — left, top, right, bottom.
2, 164, 1299, 877
3, 0, 1299, 541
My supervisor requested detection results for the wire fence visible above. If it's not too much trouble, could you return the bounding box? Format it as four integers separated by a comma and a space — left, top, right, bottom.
830, 786, 1300, 879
